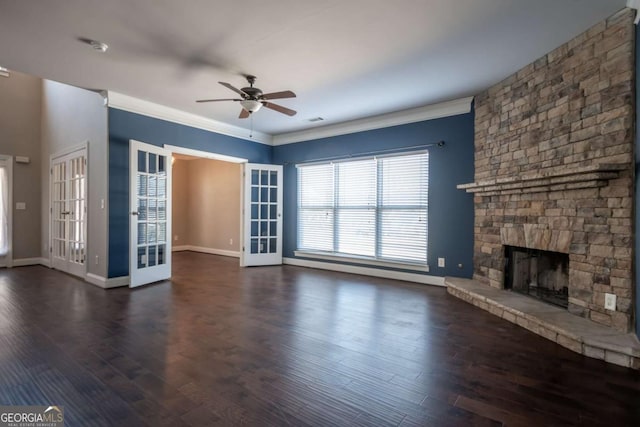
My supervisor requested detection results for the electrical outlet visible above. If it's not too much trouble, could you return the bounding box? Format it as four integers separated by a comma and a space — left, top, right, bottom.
174, 235, 179, 241
604, 293, 616, 311
438, 257, 445, 268
95, 255, 99, 265
229, 238, 233, 245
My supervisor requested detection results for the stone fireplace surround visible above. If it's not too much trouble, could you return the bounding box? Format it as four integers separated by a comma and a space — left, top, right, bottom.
446, 8, 640, 368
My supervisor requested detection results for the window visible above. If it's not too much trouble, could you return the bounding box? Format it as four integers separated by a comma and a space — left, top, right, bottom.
297, 151, 428, 265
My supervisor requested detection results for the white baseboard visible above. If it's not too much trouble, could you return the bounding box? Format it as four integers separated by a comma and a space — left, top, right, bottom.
106, 276, 130, 288
3, 258, 128, 289
13, 257, 51, 267
283, 257, 446, 286
85, 273, 129, 289
173, 245, 240, 258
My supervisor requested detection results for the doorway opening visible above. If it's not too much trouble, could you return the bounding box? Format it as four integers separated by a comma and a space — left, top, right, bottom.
130, 141, 283, 288
171, 152, 243, 261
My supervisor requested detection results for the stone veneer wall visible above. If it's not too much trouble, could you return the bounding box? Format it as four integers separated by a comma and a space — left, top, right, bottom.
472, 8, 635, 332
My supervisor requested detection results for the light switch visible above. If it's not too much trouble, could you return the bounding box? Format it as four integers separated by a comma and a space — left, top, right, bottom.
15, 202, 26, 210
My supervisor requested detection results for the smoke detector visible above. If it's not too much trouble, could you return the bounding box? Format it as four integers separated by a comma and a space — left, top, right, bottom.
78, 37, 108, 53
90, 40, 108, 53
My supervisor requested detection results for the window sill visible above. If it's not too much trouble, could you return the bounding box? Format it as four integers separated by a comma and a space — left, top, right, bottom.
293, 250, 429, 273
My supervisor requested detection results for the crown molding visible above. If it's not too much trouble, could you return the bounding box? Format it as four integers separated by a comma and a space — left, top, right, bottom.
106, 92, 473, 147
107, 91, 272, 145
272, 96, 474, 146
628, 0, 640, 23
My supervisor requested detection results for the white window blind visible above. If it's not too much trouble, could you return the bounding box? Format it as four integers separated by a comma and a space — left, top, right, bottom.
297, 151, 428, 265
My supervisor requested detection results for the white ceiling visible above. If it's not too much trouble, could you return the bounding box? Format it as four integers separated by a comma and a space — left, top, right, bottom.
0, 0, 628, 136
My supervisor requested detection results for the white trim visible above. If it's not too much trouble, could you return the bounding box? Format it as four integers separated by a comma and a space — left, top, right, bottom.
105, 276, 130, 288
108, 91, 272, 145
239, 165, 246, 267
628, 1, 640, 24
283, 257, 445, 286
49, 141, 88, 159
173, 245, 240, 258
164, 145, 248, 164
12, 257, 51, 267
85, 273, 129, 288
293, 250, 429, 272
0, 155, 13, 267
272, 96, 474, 145
107, 92, 472, 147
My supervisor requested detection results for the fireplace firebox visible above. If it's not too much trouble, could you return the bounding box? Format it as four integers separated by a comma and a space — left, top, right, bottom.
504, 246, 569, 308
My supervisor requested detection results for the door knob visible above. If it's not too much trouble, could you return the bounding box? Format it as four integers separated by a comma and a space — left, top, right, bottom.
131, 211, 139, 216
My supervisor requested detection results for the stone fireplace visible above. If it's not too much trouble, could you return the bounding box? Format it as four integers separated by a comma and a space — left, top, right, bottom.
457, 8, 636, 333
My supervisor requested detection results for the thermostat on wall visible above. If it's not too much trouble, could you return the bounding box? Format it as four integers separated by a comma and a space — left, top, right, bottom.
15, 156, 30, 164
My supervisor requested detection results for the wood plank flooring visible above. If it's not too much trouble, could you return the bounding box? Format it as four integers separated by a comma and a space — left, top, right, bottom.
0, 251, 638, 426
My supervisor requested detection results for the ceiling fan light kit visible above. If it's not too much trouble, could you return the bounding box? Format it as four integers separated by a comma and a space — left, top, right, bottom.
239, 99, 262, 113
196, 75, 297, 119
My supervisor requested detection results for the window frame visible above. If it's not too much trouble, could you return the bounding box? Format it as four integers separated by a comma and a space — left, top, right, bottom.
296, 150, 429, 270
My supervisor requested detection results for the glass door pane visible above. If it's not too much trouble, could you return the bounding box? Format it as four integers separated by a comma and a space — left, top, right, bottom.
130, 140, 172, 287
242, 163, 282, 267
135, 152, 168, 269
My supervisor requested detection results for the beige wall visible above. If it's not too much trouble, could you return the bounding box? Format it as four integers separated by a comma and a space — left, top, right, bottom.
40, 80, 109, 277
171, 159, 189, 247
172, 158, 241, 253
0, 71, 42, 259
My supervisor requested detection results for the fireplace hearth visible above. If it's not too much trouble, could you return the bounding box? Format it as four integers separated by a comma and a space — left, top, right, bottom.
504, 246, 569, 309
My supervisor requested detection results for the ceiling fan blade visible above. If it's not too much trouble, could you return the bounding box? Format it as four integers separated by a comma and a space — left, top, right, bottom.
196, 98, 242, 103
262, 102, 297, 116
219, 81, 247, 97
261, 90, 296, 100
239, 108, 250, 119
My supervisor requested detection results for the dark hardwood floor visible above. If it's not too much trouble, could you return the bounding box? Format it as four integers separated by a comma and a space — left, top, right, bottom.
0, 252, 638, 426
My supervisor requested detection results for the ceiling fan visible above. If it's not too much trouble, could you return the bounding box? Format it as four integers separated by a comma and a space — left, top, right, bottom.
196, 75, 297, 118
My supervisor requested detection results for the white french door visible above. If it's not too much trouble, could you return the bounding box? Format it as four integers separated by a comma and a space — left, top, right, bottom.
241, 163, 283, 266
129, 140, 172, 287
51, 148, 87, 278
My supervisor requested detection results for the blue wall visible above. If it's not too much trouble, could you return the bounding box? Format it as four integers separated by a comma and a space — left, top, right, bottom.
107, 108, 272, 277
272, 112, 475, 278
635, 24, 639, 339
